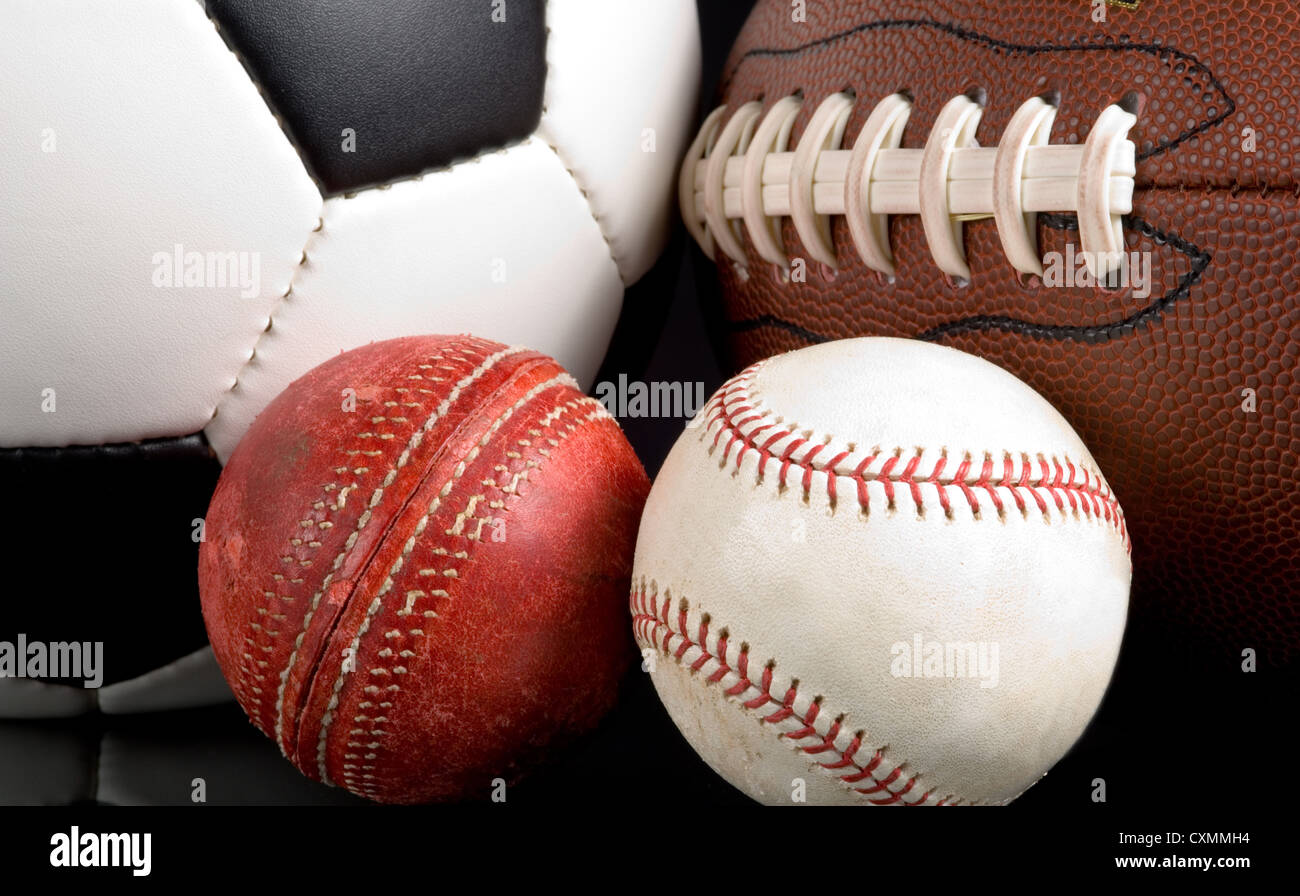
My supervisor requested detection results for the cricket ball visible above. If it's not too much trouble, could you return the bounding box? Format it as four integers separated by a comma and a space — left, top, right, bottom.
199, 335, 650, 803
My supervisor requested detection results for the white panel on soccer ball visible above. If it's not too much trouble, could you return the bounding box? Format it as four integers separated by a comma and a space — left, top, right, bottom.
539, 0, 702, 284
0, 0, 322, 447
205, 138, 624, 461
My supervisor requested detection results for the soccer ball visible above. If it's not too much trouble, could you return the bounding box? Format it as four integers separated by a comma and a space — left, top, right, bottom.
0, 0, 699, 715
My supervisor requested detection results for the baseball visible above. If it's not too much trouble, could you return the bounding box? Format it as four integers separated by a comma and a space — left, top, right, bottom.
632, 338, 1130, 805
199, 335, 650, 803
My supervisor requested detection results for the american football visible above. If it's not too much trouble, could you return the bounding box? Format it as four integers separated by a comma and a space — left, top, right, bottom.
682, 0, 1298, 664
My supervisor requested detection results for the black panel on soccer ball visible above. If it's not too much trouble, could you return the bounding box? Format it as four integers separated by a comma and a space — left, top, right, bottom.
207, 0, 547, 194
0, 437, 220, 686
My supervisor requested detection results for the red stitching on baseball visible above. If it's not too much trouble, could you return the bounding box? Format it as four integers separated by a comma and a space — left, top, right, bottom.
857, 453, 877, 509
823, 450, 851, 506
699, 366, 1130, 551
631, 582, 963, 806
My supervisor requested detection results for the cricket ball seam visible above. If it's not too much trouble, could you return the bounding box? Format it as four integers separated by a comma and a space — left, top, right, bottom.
339, 401, 613, 796
234, 340, 496, 726
703, 361, 1130, 550
314, 375, 610, 791
338, 398, 609, 796
345, 402, 615, 797
630, 580, 976, 806
267, 338, 522, 749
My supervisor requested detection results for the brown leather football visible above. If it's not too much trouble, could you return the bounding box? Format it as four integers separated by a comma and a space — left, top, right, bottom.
683, 0, 1298, 664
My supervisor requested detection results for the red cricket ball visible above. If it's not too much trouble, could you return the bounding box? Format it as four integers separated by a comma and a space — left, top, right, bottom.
198, 335, 649, 803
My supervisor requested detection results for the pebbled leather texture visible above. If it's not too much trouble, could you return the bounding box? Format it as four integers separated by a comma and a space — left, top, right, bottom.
206, 0, 547, 194
199, 335, 651, 803
702, 0, 1299, 664
632, 338, 1131, 805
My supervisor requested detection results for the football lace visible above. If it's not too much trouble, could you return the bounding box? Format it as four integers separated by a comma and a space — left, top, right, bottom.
680, 89, 1139, 284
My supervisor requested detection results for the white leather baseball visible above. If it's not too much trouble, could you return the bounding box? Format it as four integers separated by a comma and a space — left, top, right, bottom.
632, 338, 1130, 805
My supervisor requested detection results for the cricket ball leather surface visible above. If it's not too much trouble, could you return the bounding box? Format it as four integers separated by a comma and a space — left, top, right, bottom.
632, 338, 1130, 805
200, 335, 649, 803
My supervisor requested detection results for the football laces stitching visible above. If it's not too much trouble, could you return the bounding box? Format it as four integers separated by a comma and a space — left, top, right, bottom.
680, 90, 1139, 285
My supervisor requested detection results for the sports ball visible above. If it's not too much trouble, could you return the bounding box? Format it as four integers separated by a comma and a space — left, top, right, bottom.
199, 335, 650, 803
632, 338, 1130, 805
0, 0, 698, 715
680, 0, 1298, 663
